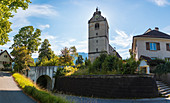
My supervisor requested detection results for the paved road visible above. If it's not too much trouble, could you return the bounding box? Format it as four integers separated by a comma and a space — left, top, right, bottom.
0, 71, 36, 103
55, 93, 170, 103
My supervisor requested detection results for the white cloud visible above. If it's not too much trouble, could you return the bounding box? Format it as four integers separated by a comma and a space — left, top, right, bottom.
69, 39, 76, 42
10, 4, 58, 29
110, 30, 133, 59
38, 24, 50, 30
75, 40, 88, 53
32, 52, 39, 58
0, 42, 13, 49
149, 0, 169, 6
110, 30, 132, 48
116, 48, 130, 59
41, 33, 58, 41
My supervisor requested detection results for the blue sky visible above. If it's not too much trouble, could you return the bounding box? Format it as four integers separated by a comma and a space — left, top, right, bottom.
1, 0, 170, 59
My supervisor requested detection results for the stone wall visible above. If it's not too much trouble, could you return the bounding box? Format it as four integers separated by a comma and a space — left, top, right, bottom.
55, 75, 158, 98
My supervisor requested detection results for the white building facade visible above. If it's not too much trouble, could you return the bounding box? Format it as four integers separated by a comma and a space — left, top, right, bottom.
132, 27, 170, 74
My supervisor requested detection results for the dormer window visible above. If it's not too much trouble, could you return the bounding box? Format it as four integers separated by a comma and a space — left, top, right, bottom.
4, 55, 7, 58
95, 23, 99, 30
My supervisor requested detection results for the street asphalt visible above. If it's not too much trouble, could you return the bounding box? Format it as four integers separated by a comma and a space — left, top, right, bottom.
0, 71, 36, 103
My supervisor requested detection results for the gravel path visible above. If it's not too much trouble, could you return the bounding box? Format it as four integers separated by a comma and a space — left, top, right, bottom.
55, 93, 170, 103
0, 71, 36, 103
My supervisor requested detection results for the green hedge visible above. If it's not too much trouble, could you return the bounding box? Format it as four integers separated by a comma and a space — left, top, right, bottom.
24, 86, 70, 103
13, 73, 71, 103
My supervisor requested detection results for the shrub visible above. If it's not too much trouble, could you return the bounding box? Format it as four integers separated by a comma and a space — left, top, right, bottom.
122, 58, 140, 74
71, 68, 89, 75
13, 73, 71, 103
55, 66, 78, 77
154, 62, 170, 76
12, 73, 37, 89
148, 59, 166, 67
88, 53, 140, 75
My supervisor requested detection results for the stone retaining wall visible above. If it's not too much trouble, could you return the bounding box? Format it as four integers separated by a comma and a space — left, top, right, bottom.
55, 75, 158, 98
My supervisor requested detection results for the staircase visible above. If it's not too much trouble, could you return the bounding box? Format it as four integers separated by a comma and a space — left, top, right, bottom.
156, 81, 170, 97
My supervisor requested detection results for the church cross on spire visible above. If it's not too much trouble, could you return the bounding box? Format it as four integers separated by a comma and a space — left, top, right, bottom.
96, 7, 98, 12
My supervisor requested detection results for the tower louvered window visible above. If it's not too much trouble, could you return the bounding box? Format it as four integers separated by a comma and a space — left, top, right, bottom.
95, 23, 99, 30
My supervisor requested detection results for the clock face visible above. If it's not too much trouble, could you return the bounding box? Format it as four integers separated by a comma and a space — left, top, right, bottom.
95, 15, 99, 19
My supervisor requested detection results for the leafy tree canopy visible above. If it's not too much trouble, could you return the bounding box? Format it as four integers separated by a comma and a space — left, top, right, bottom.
76, 55, 84, 65
11, 46, 34, 73
38, 39, 54, 61
10, 26, 41, 53
0, 0, 31, 45
59, 46, 78, 66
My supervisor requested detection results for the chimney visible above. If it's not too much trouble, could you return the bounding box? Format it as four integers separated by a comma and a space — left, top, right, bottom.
155, 27, 159, 31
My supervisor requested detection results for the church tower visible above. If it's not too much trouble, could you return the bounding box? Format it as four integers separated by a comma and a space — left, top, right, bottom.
88, 8, 109, 62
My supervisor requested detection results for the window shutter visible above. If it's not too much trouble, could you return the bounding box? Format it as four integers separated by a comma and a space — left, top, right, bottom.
146, 42, 150, 50
157, 43, 160, 50
167, 43, 170, 51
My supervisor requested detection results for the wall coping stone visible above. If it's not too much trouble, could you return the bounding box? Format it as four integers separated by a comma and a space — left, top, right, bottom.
61, 74, 155, 79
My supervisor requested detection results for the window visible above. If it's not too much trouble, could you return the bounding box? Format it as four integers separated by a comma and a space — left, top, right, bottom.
95, 23, 99, 30
4, 55, 7, 58
96, 33, 98, 35
146, 42, 160, 51
150, 43, 156, 50
96, 40, 98, 43
166, 43, 170, 51
96, 48, 98, 52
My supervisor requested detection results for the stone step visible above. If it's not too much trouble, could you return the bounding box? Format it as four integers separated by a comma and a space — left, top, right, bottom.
157, 83, 168, 86
164, 93, 170, 97
157, 82, 166, 85
156, 80, 170, 97
158, 86, 169, 89
159, 87, 170, 90
159, 88, 170, 92
156, 81, 163, 83
161, 90, 170, 94
157, 84, 166, 86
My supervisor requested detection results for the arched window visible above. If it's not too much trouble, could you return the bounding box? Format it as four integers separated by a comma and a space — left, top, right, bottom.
96, 48, 98, 52
95, 23, 99, 30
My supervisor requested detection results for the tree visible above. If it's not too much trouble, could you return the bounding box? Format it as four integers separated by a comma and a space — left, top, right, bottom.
0, 0, 31, 45
76, 55, 84, 65
38, 39, 54, 61
102, 55, 120, 72
37, 55, 59, 66
10, 26, 41, 53
122, 58, 140, 74
11, 46, 34, 73
85, 57, 91, 67
59, 46, 78, 66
